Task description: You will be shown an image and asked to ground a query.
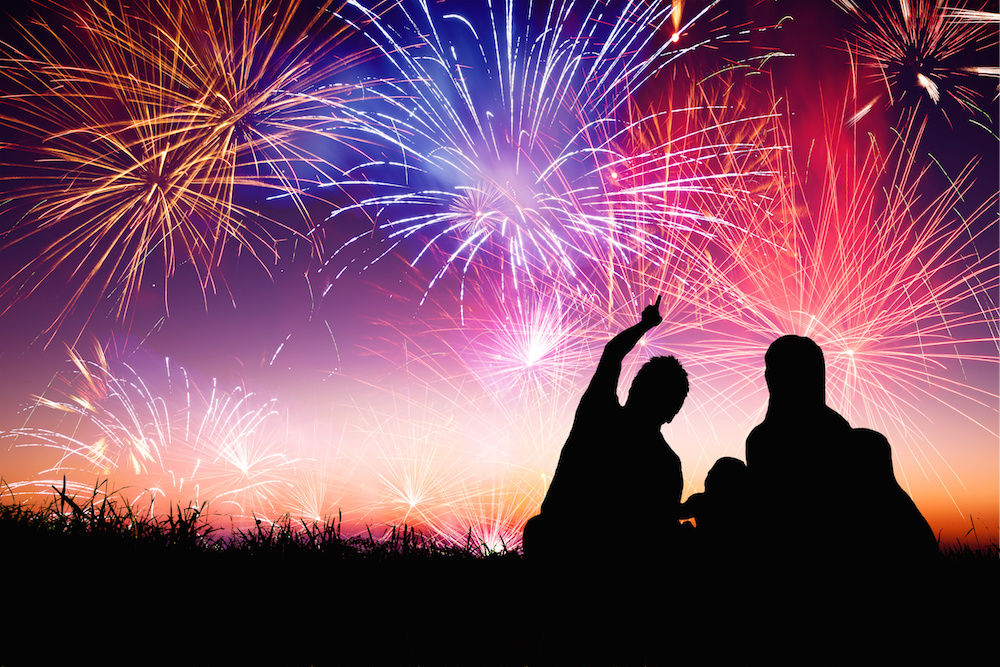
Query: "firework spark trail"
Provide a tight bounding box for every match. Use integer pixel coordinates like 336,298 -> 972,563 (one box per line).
0,347 -> 321,524
463,293 -> 589,403
345,379 -> 492,537
679,99 -> 999,513
395,286 -> 594,406
183,379 -> 305,520
438,468 -> 542,552
319,0 -> 781,318
836,0 -> 999,120
579,69 -> 789,309
2,346 -> 172,478
279,421 -> 360,526
0,0 -> 385,345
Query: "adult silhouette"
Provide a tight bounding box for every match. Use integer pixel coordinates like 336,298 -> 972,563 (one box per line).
745,335 -> 851,555
744,335 -> 940,663
746,335 -> 937,563
521,296 -> 690,665
523,295 -> 689,565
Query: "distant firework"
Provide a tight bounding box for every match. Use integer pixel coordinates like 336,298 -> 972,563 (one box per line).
0,0 -> 382,344
837,0 -> 999,122
1,347 -> 310,522
4,346 -> 169,478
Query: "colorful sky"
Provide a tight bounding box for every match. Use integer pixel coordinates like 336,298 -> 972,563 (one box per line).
0,0 -> 996,549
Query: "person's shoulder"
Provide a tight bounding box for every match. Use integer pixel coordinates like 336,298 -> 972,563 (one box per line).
851,427 -> 891,452
846,427 -> 894,474
823,405 -> 852,428
745,420 -> 770,446
852,427 -> 888,443
574,386 -> 619,420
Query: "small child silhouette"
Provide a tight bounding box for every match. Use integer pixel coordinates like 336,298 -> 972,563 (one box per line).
679,456 -> 750,553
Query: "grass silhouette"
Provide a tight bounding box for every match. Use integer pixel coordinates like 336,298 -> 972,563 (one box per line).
1,479 -> 994,665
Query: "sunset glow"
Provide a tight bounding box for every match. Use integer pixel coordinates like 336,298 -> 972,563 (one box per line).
0,0 -> 996,548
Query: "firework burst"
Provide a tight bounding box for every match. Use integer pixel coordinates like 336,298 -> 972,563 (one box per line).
689,100 -> 999,510
2,345 -> 172,478
348,382 -> 486,536
0,0 -> 382,344
320,0 -> 777,314
184,380 -> 304,520
439,468 -> 543,552
837,0 -> 999,123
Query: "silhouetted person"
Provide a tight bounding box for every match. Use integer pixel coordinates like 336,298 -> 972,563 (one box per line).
677,458 -> 752,662
523,295 -> 689,565
522,296 -> 690,665
850,427 -> 938,562
744,335 -> 941,662
679,456 -> 750,557
746,335 -> 937,564
745,335 -> 852,556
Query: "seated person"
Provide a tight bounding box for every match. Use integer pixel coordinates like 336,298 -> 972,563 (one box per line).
680,456 -> 750,555
523,296 -> 690,567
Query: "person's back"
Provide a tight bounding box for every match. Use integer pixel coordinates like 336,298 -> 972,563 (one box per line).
746,335 -> 939,565
746,336 -> 855,553
540,399 -> 683,553
521,297 -> 689,665
848,428 -> 939,564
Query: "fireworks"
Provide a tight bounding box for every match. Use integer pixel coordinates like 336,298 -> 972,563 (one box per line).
838,0 -> 999,121
320,0 -> 777,313
184,380 -> 304,518
5,346 -> 171,478
0,0 -> 382,344
439,469 -> 542,552
686,100 -> 999,508
1,347 -> 318,522
0,1 -> 996,545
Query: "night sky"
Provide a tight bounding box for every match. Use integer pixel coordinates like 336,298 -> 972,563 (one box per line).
0,0 -> 996,548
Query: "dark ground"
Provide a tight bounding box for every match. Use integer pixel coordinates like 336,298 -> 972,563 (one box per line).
1,518 -> 995,666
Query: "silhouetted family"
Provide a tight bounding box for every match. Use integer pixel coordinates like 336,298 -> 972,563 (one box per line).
523,296 -> 940,663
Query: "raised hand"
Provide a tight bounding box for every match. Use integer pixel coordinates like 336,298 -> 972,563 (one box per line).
641,295 -> 663,328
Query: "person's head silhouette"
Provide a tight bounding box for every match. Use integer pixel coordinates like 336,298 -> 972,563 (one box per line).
625,355 -> 689,426
705,456 -> 748,497
764,335 -> 826,409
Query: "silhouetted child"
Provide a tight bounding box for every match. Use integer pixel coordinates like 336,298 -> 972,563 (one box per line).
679,456 -> 750,556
